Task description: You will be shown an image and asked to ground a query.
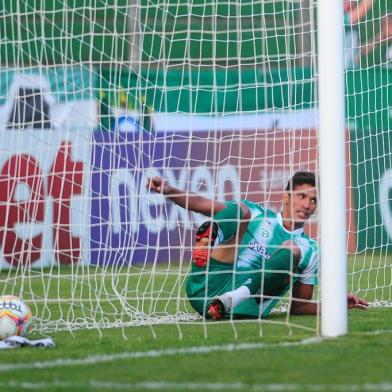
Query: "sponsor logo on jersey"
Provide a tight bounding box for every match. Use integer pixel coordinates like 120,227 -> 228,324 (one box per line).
260,220 -> 272,239
249,241 -> 271,259
260,227 -> 271,239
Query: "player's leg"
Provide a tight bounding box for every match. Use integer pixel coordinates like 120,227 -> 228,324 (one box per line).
187,202 -> 250,317
192,202 -> 249,267
185,257 -> 237,317
208,241 -> 301,319
249,240 -> 302,297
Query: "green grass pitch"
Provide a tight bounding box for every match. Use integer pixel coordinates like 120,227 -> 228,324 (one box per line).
0,255 -> 391,391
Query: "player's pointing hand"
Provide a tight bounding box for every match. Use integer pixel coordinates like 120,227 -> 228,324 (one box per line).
147,176 -> 169,195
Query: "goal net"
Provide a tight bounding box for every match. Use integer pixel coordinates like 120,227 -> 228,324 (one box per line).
0,0 -> 390,335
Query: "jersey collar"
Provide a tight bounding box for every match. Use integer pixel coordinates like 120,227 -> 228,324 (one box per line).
277,212 -> 304,235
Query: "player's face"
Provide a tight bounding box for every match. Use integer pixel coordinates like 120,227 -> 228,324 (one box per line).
283,183 -> 317,227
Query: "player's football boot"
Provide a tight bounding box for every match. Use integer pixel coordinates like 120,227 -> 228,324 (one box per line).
207,294 -> 232,320
192,221 -> 218,267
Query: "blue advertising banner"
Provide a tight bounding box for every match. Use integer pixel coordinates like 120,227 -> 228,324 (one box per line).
90,129 -> 233,266
89,125 -> 318,266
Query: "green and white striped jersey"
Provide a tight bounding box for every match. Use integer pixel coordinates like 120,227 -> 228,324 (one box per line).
220,200 -> 318,286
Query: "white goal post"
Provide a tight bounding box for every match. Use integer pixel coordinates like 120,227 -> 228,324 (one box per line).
318,0 -> 348,336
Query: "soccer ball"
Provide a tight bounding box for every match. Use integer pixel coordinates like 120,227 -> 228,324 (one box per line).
0,295 -> 33,340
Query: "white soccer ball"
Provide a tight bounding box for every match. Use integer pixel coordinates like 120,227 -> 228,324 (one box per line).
0,295 -> 33,340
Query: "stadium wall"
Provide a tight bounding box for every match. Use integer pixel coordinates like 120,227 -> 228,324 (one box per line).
0,66 -> 390,267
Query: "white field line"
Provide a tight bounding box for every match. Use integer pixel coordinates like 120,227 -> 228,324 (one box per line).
356,328 -> 392,335
0,328 -> 390,374
0,337 -> 323,372
2,380 -> 392,391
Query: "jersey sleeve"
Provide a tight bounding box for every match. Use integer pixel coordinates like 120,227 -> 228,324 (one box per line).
215,200 -> 249,244
224,200 -> 267,218
297,246 -> 318,285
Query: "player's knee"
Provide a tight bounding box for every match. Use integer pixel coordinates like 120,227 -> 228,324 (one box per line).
280,240 -> 301,263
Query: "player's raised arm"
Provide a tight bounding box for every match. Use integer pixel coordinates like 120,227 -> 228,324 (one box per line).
361,14 -> 392,56
345,0 -> 374,25
146,176 -> 226,216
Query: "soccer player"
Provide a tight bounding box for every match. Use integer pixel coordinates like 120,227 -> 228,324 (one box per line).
147,172 -> 368,320
361,13 -> 392,60
344,0 -> 392,63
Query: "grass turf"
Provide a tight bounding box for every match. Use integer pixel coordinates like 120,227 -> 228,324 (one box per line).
0,254 -> 391,391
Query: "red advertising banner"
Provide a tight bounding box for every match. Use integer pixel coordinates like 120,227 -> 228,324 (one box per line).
0,130 -> 91,267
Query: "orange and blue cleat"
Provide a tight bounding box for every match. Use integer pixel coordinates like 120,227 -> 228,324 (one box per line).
207,294 -> 232,320
192,221 -> 218,267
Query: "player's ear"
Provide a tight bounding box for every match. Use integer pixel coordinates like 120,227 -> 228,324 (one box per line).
283,192 -> 290,205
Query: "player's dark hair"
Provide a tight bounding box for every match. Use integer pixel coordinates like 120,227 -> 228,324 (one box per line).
286,171 -> 316,191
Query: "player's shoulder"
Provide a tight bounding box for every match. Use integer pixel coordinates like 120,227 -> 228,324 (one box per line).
224,199 -> 276,218
241,200 -> 276,217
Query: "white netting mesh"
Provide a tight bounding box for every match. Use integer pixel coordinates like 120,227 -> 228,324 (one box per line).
0,0 -> 390,334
